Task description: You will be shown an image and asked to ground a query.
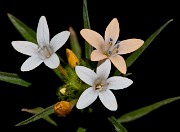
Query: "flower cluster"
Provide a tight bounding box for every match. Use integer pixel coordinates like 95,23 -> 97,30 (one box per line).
11,16 -> 144,111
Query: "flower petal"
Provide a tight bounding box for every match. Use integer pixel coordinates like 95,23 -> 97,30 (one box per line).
37,16 -> 50,47
11,41 -> 38,56
105,18 -> 119,45
80,29 -> 104,50
50,31 -> 70,52
75,66 -> 97,86
118,39 -> 144,54
76,87 -> 98,109
91,50 -> 107,61
99,89 -> 117,111
109,55 -> 127,74
107,76 -> 133,90
21,56 -> 43,71
43,53 -> 60,69
96,59 -> 111,80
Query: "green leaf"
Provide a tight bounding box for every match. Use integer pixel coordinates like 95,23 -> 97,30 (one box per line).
118,96 -> 180,123
83,0 -> 93,59
114,19 -> 173,75
108,116 -> 128,132
21,107 -> 57,126
0,71 -> 31,87
15,104 -> 55,126
126,19 -> 173,67
76,127 -> 86,132
7,13 -> 37,43
69,26 -> 82,59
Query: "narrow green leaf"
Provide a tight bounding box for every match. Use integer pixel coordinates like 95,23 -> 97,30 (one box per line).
126,19 -> 173,67
108,116 -> 128,132
0,71 -> 31,87
76,127 -> 86,132
114,19 -> 173,75
83,0 -> 93,59
15,104 -> 55,126
118,96 -> 180,123
69,26 -> 82,59
7,13 -> 37,43
21,107 -> 57,126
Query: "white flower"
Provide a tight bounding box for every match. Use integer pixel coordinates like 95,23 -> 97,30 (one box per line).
75,59 -> 133,111
11,16 -> 70,71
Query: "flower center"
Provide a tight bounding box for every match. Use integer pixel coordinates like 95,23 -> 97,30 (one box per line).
94,79 -> 107,91
38,46 -> 53,60
105,38 -> 120,57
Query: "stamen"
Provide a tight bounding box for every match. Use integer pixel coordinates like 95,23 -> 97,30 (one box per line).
108,50 -> 112,55
94,79 -> 107,91
38,46 -> 52,59
109,38 -> 113,42
104,38 -> 113,55
116,44 -> 120,49
116,40 -> 120,44
95,85 -> 102,90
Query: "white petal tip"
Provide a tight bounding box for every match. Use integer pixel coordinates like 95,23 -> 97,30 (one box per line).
110,108 -> 117,111
106,105 -> 118,111
76,103 -> 85,110
40,16 -> 46,20
20,68 -> 31,72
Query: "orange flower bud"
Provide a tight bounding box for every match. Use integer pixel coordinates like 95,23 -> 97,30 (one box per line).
54,101 -> 72,117
66,48 -> 79,68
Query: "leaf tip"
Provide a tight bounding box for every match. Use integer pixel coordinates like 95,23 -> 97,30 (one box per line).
7,13 -> 12,18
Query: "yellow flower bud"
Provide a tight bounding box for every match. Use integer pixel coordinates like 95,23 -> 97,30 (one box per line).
54,101 -> 72,117
66,48 -> 79,68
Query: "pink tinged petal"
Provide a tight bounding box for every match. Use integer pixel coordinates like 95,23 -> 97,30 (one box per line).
75,66 -> 97,86
21,56 -> 43,71
118,39 -> 144,54
43,53 -> 60,69
96,59 -> 111,80
109,55 -> 127,74
97,59 -> 106,67
91,50 -> 107,61
107,76 -> 133,90
105,18 -> 120,45
50,31 -> 70,52
37,16 -> 50,47
76,87 -> 98,109
11,41 -> 38,56
99,89 -> 117,111
80,29 -> 104,50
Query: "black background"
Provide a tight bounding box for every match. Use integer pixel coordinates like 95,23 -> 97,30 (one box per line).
0,0 -> 179,131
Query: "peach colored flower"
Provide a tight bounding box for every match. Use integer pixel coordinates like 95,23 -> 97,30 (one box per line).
80,18 -> 144,74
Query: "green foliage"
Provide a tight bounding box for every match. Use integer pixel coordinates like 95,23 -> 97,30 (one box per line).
118,96 -> 180,123
114,19 -> 173,75
76,127 -> 87,132
69,27 -> 82,59
0,71 -> 31,87
7,13 -> 37,43
126,19 -> 173,68
83,0 -> 93,59
15,104 -> 55,126
108,116 -> 128,132
21,107 -> 57,126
